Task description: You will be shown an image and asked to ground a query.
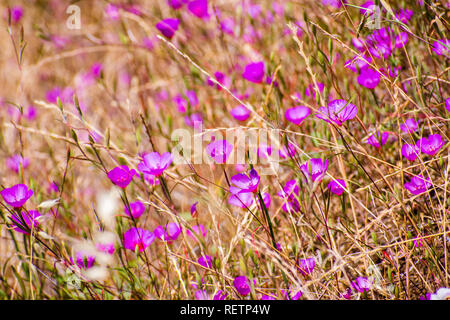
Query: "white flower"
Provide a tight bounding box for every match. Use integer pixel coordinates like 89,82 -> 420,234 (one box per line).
430,287 -> 450,300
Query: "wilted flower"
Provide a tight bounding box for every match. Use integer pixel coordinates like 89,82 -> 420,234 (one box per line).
9,210 -> 41,234
367,131 -> 389,148
230,169 -> 260,193
400,118 -> 418,133
242,61 -> 265,83
156,18 -> 179,39
198,255 -> 213,268
71,251 -> 96,269
416,134 -> 445,156
316,99 -> 357,126
124,201 -> 146,219
300,158 -> 329,183
404,175 -> 432,195
285,106 -> 311,126
233,276 -> 252,296
6,155 -> 30,173
137,152 -> 173,177
327,179 -> 346,195
297,258 -> 316,275
206,139 -> 233,164
1,184 -> 33,208
351,276 -> 372,293
401,144 -> 420,162
230,105 -> 251,121
123,227 -> 155,252
357,68 -> 380,89
107,165 -> 136,188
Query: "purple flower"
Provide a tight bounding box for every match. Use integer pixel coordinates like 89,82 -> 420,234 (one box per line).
123,227 -> 155,252
396,9 -> 413,24
305,82 -> 324,98
156,18 -> 180,39
9,210 -> 41,234
228,190 -> 254,208
277,180 -> 300,213
412,237 -> 423,248
400,118 -> 418,133
431,39 -> 450,57
185,90 -> 199,108
137,152 -> 173,177
107,165 -> 136,188
316,99 -> 357,126
279,143 -> 297,159
357,68 -> 380,89
167,0 -> 186,10
322,0 -> 343,8
187,0 -> 209,19
395,32 -> 409,48
230,169 -> 260,193
367,131 -> 389,148
401,144 -> 420,162
206,139 -> 233,164
256,144 -> 272,159
300,158 -> 329,183
9,6 -> 23,23
105,3 -> 120,20
6,155 -> 29,173
351,277 -> 372,293
1,184 -> 33,208
198,255 -> 213,268
327,179 -> 346,195
360,1 -> 376,15
446,98 -> 450,112
154,223 -> 181,243
345,54 -> 372,73
230,105 -> 251,121
404,175 -> 432,195
207,71 -> 229,90
97,242 -> 115,255
195,290 -> 209,300
233,276 -> 252,296
297,258 -> 316,275
285,106 -> 311,126
416,134 -> 445,156
185,113 -> 203,128
213,290 -> 228,300
71,251 -> 96,269
242,61 -> 265,84
124,201 -> 146,219
282,286 -> 303,300
186,225 -> 207,239
191,202 -> 198,217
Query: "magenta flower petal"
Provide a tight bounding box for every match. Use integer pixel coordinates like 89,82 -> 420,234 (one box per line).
107,165 -> 136,188
187,0 -> 209,19
1,184 -> 33,208
327,179 -> 346,195
357,68 -> 380,89
138,152 -> 173,177
71,251 -> 96,269
123,227 -> 155,251
124,201 -> 146,219
351,277 -> 372,293
367,131 -> 389,148
242,61 -> 265,84
401,144 -> 420,162
300,158 -> 329,183
297,258 -> 316,275
316,99 -> 357,126
233,276 -> 251,296
416,134 -> 445,156
10,210 -> 41,234
400,118 -> 418,133
230,105 -> 251,121
198,255 -> 213,268
404,175 -> 432,195
285,106 -> 311,125
206,139 -> 233,164
156,18 -> 179,39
